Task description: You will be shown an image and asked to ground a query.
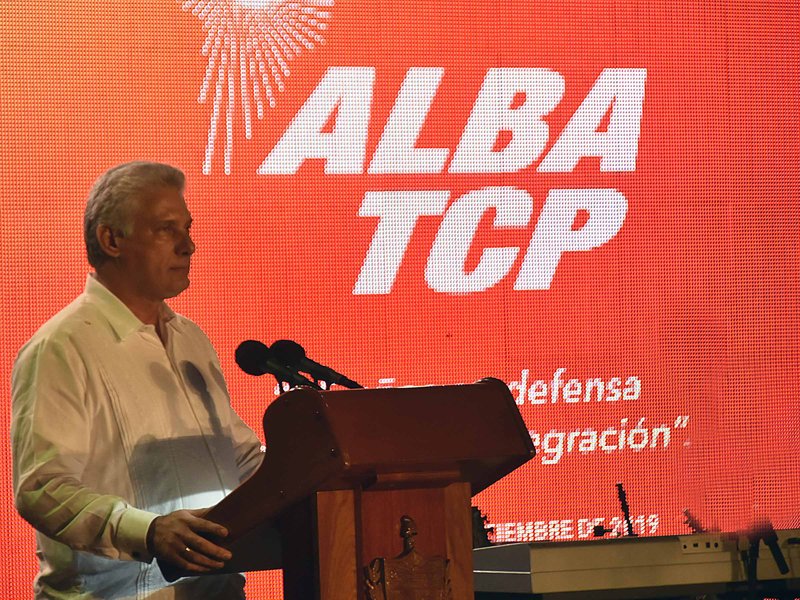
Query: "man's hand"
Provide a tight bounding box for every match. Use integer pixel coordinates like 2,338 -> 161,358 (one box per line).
147,509 -> 232,572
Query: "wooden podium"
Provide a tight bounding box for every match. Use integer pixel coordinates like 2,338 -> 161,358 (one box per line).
162,378 -> 535,599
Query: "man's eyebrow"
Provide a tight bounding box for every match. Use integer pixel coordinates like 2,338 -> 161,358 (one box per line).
153,216 -> 192,225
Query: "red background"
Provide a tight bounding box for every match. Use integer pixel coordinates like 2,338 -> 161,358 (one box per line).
1,1 -> 798,597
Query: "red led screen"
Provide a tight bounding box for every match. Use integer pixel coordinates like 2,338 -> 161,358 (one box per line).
1,1 -> 798,597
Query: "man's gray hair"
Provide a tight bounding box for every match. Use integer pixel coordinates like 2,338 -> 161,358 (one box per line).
84,161 -> 185,268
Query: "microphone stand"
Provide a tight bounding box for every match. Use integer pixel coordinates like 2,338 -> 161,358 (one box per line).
617,482 -> 638,537
592,482 -> 638,538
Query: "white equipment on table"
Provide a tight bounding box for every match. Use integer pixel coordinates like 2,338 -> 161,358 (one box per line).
473,528 -> 800,598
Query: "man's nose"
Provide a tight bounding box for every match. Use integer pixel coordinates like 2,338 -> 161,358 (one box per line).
178,230 -> 196,255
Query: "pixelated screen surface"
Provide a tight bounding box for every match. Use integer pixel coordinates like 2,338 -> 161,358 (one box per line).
1,0 -> 798,597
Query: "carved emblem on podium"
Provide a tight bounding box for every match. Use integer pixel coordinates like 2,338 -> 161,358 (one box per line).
365,515 -> 451,600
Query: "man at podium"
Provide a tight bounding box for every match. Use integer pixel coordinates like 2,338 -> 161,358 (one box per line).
11,162 -> 262,599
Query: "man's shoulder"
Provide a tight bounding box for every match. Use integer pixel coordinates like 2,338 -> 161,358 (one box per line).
169,311 -> 208,338
18,293 -> 110,359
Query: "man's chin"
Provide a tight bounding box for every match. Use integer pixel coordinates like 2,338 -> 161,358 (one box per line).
164,277 -> 191,299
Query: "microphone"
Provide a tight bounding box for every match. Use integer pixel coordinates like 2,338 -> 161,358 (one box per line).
270,340 -> 363,389
235,340 -> 320,389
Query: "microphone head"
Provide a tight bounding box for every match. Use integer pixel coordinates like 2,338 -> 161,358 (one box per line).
270,339 -> 306,366
235,340 -> 272,376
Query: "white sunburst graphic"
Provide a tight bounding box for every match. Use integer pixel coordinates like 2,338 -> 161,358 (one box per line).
180,0 -> 334,174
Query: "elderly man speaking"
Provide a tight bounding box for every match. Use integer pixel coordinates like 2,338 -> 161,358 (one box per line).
11,162 -> 264,599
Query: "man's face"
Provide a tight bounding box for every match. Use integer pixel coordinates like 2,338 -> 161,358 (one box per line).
116,186 -> 195,302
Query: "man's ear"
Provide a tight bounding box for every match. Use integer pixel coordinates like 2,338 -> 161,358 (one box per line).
96,225 -> 123,259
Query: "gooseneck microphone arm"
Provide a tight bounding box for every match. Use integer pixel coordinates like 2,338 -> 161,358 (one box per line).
271,339 -> 363,389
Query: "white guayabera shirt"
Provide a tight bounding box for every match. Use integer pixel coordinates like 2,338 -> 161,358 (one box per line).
11,275 -> 264,599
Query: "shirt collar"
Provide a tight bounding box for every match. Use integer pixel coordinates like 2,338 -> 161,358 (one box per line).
84,274 -> 179,341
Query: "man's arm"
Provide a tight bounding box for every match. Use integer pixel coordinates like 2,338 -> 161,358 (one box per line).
229,410 -> 265,482
203,341 -> 265,482
12,335 -> 234,571
12,335 -> 158,561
